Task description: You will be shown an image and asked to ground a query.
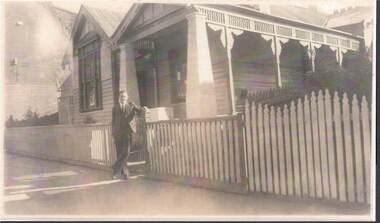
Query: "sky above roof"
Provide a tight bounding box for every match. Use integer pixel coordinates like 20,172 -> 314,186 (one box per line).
52,0 -> 133,14
51,0 -> 374,15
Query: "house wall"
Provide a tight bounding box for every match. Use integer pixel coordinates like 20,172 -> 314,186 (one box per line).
71,40 -> 114,124
231,32 -> 277,95
279,40 -> 310,87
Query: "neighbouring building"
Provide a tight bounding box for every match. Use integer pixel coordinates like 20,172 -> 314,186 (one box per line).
60,3 -> 364,124
4,1 -> 75,120
325,7 -> 373,61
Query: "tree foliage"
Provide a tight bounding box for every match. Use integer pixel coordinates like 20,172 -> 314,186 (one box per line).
304,51 -> 372,100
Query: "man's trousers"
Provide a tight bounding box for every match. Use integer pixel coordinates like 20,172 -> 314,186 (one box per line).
112,135 -> 132,176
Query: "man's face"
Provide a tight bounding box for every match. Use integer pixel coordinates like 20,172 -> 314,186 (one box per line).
119,92 -> 128,104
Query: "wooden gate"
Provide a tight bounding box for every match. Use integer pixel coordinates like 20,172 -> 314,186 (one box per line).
128,114 -> 149,173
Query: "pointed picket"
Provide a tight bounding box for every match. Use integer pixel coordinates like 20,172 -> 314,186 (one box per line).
258,103 -> 267,192
270,106 -> 280,194
264,104 -> 273,193
251,102 -> 261,191
324,89 -> 337,199
333,92 -> 346,202
276,107 -> 287,195
297,98 -> 308,196
245,100 -> 254,191
290,101 -> 301,196
283,104 -> 293,195
304,94 -> 315,197
342,93 -> 355,202
352,94 -> 365,203
317,90 -> 330,199
311,91 -> 322,198
361,96 -> 371,204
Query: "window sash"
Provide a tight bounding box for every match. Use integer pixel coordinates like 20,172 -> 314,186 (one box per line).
78,40 -> 102,112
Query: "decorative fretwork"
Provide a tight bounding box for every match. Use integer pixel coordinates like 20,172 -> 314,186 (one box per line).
228,15 -> 250,29
312,33 -> 324,42
276,26 -> 292,37
254,21 -> 275,34
78,39 -> 102,112
135,39 -> 155,50
197,6 -> 360,52
340,39 -> 351,48
198,7 -> 225,24
326,36 -> 339,45
295,29 -> 310,40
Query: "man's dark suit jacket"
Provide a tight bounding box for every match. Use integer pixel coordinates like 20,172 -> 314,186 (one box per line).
112,102 -> 144,142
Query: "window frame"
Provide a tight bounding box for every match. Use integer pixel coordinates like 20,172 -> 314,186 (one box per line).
77,37 -> 102,113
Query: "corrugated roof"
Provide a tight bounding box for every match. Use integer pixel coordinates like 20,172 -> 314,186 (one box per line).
325,7 -> 372,28
268,5 -> 328,27
83,5 -> 125,37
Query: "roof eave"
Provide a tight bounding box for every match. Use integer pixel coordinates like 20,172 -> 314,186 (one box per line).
71,5 -> 113,46
111,3 -> 142,46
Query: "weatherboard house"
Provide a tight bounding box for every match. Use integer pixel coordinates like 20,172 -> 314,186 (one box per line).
59,3 -> 364,124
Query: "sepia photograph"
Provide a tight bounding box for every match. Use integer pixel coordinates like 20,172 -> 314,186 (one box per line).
0,0 -> 376,220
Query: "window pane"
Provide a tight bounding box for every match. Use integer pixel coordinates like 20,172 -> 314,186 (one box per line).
177,63 -> 186,98
95,79 -> 101,106
78,39 -> 102,111
96,51 -> 100,78
86,81 -> 96,107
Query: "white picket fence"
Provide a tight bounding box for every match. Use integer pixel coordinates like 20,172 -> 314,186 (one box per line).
244,89 -> 371,204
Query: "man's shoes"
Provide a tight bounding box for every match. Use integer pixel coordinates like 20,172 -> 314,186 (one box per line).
112,173 -> 128,180
112,172 -> 123,180
120,173 -> 128,180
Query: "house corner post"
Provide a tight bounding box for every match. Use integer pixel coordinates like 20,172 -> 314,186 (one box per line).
274,36 -> 289,88
119,42 -> 140,106
185,9 -> 217,118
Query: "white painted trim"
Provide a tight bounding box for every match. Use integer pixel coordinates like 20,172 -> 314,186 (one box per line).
260,34 -> 275,54
197,5 -> 360,51
207,23 -> 226,48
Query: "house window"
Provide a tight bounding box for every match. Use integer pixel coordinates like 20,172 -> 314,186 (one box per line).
169,48 -> 186,103
78,40 -> 102,112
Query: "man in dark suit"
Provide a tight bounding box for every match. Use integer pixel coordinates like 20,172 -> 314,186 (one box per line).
112,91 -> 147,179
